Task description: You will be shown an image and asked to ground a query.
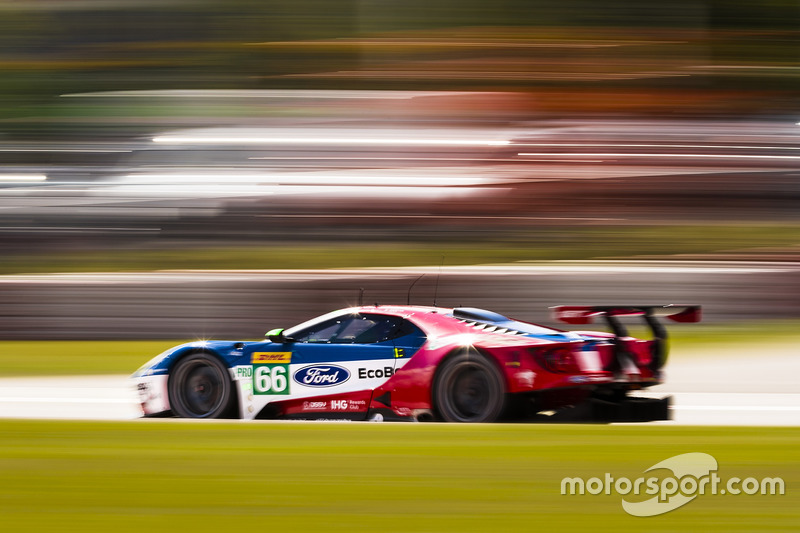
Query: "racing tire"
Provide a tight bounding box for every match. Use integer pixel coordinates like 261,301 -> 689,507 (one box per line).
168,352 -> 236,418
433,352 -> 506,423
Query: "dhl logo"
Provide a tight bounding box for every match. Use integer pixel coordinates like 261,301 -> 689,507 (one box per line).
251,352 -> 292,364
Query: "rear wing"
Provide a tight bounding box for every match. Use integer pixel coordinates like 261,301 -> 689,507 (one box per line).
552,305 -> 701,325
551,305 -> 701,373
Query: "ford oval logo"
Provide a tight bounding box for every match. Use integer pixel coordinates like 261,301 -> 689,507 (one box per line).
293,365 -> 350,387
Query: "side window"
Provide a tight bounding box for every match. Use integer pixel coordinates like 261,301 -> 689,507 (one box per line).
291,317 -> 345,343
391,319 -> 424,341
351,315 -> 422,344
336,316 -> 381,343
290,315 -> 385,344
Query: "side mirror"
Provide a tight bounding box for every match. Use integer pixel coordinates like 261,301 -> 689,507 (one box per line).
266,328 -> 294,343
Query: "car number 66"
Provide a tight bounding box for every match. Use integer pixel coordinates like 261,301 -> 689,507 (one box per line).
254,365 -> 288,394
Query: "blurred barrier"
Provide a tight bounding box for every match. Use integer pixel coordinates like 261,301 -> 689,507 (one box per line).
0,263 -> 798,339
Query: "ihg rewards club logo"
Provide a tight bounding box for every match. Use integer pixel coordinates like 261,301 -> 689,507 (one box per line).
561,453 -> 785,517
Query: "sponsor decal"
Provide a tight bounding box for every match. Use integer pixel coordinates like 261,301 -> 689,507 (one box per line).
251,352 -> 292,364
331,399 -> 367,411
293,365 -> 350,387
136,382 -> 150,401
253,364 -> 290,395
393,347 -> 405,358
358,366 -> 394,379
302,401 -> 328,411
558,309 -> 591,320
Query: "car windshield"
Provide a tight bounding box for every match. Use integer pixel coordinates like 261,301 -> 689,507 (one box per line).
283,309 -> 353,339
283,310 -> 417,345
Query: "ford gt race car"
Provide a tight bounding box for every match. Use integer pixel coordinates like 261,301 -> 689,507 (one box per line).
133,304 -> 700,422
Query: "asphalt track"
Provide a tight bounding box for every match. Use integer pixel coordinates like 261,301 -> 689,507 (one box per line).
1,353 -> 798,425
0,359 -> 796,426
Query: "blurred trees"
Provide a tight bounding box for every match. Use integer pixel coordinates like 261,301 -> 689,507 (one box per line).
0,0 -> 798,127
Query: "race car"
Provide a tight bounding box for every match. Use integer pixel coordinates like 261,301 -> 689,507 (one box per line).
133,304 -> 700,422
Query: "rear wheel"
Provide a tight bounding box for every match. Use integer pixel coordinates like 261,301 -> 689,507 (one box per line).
434,352 -> 505,422
168,353 -> 235,418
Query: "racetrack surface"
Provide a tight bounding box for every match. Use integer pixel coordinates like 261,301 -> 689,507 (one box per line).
1,349 -> 797,425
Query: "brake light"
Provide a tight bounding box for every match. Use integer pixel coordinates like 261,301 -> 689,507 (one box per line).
532,347 -> 581,374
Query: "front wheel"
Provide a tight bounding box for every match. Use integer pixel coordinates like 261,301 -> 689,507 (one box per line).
168,353 -> 236,418
433,352 -> 506,422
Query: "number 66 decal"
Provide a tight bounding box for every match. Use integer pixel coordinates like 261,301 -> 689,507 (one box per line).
253,365 -> 290,395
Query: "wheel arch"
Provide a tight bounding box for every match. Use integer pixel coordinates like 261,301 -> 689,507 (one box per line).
166,346 -> 230,372
166,348 -> 240,418
430,346 -> 509,422
432,346 -> 510,395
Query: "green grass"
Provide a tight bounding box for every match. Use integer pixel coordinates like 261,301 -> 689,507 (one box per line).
0,340 -> 185,377
3,222 -> 800,274
627,320 -> 800,361
1,320 -> 799,377
2,242 -> 547,274
0,421 -> 796,532
669,320 -> 800,352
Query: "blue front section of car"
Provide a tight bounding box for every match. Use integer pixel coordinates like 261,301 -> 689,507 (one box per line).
133,334 -> 425,379
133,340 -> 258,376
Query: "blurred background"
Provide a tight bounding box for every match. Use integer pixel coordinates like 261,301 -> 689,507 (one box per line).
1,0 -> 799,339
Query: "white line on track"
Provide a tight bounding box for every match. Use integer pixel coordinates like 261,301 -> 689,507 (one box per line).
0,376 -> 142,420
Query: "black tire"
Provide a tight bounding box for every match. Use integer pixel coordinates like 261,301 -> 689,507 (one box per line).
433,352 -> 506,423
168,352 -> 236,418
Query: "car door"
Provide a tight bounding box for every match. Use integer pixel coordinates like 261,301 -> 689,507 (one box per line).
289,313 -> 398,393
387,318 -> 427,370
